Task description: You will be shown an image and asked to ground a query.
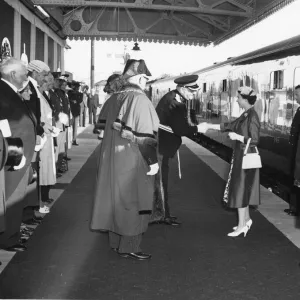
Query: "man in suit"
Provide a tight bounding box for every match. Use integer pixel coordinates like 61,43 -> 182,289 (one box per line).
80,84 -> 88,127
68,81 -> 83,145
0,58 -> 36,251
151,75 -> 206,227
286,85 -> 300,218
89,87 -> 99,124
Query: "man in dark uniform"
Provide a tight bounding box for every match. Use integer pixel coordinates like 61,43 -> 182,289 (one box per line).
151,75 -> 206,226
89,87 -> 99,124
286,84 -> 300,218
68,81 -> 83,146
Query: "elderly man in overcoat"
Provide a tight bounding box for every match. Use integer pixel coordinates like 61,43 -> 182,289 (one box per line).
0,58 -> 36,252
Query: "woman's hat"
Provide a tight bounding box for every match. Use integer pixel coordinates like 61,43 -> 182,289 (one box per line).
122,59 -> 151,79
238,86 -> 255,96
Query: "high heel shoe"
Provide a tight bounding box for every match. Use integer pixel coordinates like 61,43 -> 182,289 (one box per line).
227,225 -> 249,237
233,219 -> 252,231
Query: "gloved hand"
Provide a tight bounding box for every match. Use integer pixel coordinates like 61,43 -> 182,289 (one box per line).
0,119 -> 11,137
58,112 -> 69,125
147,163 -> 159,175
197,122 -> 208,133
228,132 -> 244,142
13,155 -> 26,170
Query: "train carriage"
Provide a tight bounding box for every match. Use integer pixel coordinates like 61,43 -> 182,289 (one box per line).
147,34 -> 300,191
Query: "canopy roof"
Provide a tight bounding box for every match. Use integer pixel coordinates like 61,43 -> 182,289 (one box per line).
32,0 -> 295,46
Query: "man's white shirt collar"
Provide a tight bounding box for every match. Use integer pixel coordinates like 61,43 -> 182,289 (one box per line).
1,78 -> 19,93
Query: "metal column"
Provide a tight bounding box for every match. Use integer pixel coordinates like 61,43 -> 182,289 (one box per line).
90,38 -> 95,88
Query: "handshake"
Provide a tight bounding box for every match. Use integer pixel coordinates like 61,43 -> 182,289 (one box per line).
197,122 -> 209,134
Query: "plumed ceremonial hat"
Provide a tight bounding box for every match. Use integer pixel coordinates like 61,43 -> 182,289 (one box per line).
52,71 -> 61,79
122,59 -> 151,79
27,60 -> 50,73
174,75 -> 199,90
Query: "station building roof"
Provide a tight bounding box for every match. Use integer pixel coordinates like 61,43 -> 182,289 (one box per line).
31,0 -> 295,46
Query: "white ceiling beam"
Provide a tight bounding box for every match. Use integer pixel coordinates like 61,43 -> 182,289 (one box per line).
32,0 -> 251,17
211,0 -> 253,13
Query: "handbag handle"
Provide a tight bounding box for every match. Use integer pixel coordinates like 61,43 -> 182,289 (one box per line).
243,137 -> 259,155
244,138 -> 251,155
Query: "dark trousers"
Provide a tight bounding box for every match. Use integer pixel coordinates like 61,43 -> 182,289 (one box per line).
72,116 -> 79,142
290,185 -> 300,214
161,156 -> 170,218
109,231 -> 142,253
89,106 -> 97,124
0,168 -> 29,248
41,185 -> 51,202
79,106 -> 86,127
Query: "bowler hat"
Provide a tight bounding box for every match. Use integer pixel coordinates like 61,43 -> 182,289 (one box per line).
122,59 -> 151,79
174,75 -> 199,90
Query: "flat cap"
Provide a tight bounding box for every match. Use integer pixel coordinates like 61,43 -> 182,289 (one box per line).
174,75 -> 199,90
27,60 -> 50,73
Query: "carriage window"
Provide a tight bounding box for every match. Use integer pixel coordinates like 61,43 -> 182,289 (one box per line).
273,70 -> 284,89
203,83 -> 207,92
222,79 -> 227,92
245,75 -> 251,87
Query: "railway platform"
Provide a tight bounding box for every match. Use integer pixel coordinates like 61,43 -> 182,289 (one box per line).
0,125 -> 300,299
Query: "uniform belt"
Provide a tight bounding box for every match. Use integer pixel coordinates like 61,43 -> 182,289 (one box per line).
159,124 -> 173,134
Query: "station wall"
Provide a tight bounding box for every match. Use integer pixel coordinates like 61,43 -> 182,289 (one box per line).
1,0 -> 66,72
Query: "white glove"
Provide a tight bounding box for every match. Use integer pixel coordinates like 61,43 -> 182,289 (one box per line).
50,126 -> 61,137
147,163 -> 159,175
228,132 -> 244,142
35,135 -> 47,151
58,112 -> 69,125
197,122 -> 208,133
0,119 -> 11,137
13,155 -> 26,170
43,123 -> 53,134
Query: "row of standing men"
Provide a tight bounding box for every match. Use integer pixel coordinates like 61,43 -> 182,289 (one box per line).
0,57 -> 100,265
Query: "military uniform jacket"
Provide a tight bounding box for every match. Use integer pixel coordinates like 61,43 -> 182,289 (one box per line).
156,90 -> 197,158
68,91 -> 83,117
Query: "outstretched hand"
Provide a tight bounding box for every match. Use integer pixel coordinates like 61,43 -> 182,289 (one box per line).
197,122 -> 208,133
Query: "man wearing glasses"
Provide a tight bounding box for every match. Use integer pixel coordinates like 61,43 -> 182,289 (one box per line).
150,75 -> 207,227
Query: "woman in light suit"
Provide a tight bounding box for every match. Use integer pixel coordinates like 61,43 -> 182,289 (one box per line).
205,86 -> 261,237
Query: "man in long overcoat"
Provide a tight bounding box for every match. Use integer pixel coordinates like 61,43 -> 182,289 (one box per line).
286,84 -> 300,219
0,58 -> 36,251
90,59 -> 159,260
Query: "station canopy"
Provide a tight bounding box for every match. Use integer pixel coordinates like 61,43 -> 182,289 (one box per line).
32,0 -> 295,46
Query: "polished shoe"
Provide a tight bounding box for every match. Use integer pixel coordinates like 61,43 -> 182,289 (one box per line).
43,198 -> 54,204
56,173 -> 62,178
118,252 -> 151,261
228,225 -> 249,237
233,219 -> 252,231
284,208 -> 293,214
4,243 -> 27,252
111,248 -> 118,253
288,211 -> 299,217
33,216 -> 44,222
163,217 -> 181,227
65,157 -> 71,161
169,215 -> 177,220
72,141 -> 79,146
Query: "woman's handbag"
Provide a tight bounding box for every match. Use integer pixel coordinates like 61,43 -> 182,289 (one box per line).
242,138 -> 262,169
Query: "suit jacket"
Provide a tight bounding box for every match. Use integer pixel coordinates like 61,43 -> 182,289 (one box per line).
68,91 -> 83,117
0,130 -> 8,232
0,80 -> 37,199
288,107 -> 300,181
89,94 -> 99,109
156,90 -> 198,158
57,89 -> 71,125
